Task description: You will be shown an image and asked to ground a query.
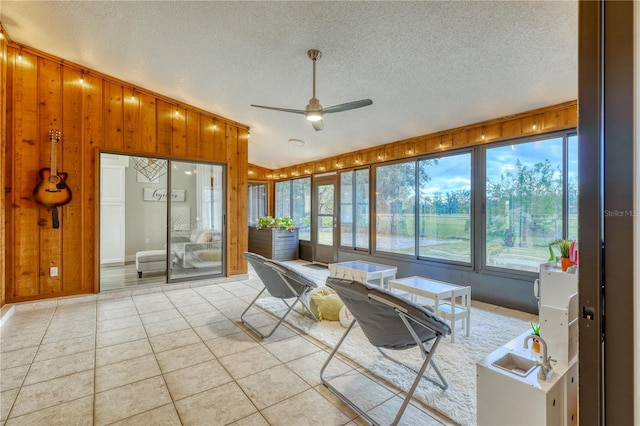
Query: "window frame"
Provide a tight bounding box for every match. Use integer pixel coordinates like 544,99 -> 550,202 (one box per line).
274,176 -> 311,241
339,167 -> 370,252
416,149 -> 474,266
480,131 -> 577,278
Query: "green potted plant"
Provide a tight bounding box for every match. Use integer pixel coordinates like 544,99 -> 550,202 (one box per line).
256,216 -> 296,231
548,239 -> 574,271
249,216 -> 298,260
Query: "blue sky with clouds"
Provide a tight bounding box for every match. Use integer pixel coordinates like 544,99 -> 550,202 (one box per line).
419,135 -> 578,195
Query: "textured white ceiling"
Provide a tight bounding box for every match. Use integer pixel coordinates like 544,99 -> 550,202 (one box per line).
2,1 -> 577,169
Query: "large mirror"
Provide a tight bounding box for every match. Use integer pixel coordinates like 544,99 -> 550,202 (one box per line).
99,153 -> 225,291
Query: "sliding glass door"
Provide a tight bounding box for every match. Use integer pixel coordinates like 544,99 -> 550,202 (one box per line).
99,153 -> 225,290
169,161 -> 224,281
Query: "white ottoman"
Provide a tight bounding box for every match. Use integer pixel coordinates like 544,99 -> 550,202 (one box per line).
135,250 -> 166,278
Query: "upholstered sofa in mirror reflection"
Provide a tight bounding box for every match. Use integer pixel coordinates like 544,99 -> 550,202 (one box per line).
171,229 -> 222,269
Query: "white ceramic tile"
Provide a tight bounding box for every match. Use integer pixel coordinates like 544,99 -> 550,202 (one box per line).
10,370 -> 94,418
41,322 -> 95,344
193,319 -> 242,340
94,376 -> 172,426
0,387 -> 19,422
96,324 -> 147,348
0,331 -> 45,353
95,354 -> 161,392
183,309 -> 227,328
218,346 -> 282,379
176,302 -> 217,317
148,328 -> 201,354
204,331 -> 260,358
23,350 -> 94,385
0,365 -> 29,392
97,305 -> 138,322
263,335 -> 322,363
1,346 -> 38,370
143,316 -> 191,338
5,394 -> 93,426
155,342 -> 215,373
97,315 -> 143,333
163,359 -> 233,401
323,370 -> 395,413
34,335 -> 95,363
286,349 -> 352,387
174,382 -> 257,425
139,308 -> 182,325
107,403 -> 181,426
367,395 -> 445,426
14,300 -> 57,312
237,364 -> 310,410
95,338 -> 153,367
227,412 -> 269,426
261,388 -> 352,426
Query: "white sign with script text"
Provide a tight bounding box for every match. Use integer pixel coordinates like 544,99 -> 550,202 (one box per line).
143,188 -> 186,202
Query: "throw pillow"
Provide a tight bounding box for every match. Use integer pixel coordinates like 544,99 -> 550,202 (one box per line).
339,305 -> 354,328
196,231 -> 212,243
309,288 -> 344,321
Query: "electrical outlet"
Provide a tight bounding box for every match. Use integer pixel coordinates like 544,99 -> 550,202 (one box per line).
50,267 -> 59,277
145,238 -> 151,244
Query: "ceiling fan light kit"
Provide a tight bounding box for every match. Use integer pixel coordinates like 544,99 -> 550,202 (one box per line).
251,49 -> 372,131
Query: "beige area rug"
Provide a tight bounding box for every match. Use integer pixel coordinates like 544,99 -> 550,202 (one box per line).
256,290 -> 537,426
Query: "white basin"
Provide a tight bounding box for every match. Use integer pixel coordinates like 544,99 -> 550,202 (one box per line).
491,352 -> 537,377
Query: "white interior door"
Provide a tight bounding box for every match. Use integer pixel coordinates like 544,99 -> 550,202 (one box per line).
100,164 -> 126,264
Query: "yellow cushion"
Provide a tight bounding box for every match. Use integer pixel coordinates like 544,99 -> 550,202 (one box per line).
310,288 -> 344,321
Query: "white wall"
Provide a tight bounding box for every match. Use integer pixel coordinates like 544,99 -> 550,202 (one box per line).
123,159 -> 197,260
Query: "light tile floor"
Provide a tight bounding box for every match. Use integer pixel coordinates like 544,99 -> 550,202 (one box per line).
0,264 -> 457,426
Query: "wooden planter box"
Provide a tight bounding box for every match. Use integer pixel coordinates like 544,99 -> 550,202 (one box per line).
248,227 -> 299,261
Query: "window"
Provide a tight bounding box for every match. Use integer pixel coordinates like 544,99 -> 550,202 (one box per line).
375,161 -> 416,255
292,178 -> 311,241
340,169 -> 369,249
274,181 -> 291,218
274,178 -> 311,241
248,182 -> 267,225
567,135 -> 578,241
418,152 -> 471,263
485,136 -> 568,272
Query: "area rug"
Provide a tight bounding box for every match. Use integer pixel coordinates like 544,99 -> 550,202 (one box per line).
256,294 -> 536,425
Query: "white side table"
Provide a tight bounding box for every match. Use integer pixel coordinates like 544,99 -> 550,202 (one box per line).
388,276 -> 471,343
328,260 -> 397,288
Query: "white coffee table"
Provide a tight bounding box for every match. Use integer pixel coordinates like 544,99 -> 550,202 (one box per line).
388,276 -> 471,343
328,260 -> 397,288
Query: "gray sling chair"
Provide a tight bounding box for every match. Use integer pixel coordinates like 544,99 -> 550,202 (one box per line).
321,277 -> 451,426
241,252 -> 318,338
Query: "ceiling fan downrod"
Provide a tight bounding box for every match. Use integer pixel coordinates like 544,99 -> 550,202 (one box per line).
305,49 -> 323,122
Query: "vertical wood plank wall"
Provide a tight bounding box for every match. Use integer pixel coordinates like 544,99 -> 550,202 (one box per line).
1,33 -> 8,308
3,45 -> 249,304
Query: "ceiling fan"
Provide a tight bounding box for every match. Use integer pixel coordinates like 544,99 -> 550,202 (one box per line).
251,49 -> 373,131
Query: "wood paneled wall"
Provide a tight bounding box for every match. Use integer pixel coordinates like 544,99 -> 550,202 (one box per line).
3,44 -> 249,304
269,101 -> 577,179
1,33 -> 8,308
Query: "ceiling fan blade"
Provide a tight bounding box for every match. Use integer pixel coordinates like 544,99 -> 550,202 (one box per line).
311,119 -> 324,131
322,99 -> 373,114
250,104 -> 306,115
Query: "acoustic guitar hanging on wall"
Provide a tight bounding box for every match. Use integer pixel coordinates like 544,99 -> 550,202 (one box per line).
32,129 -> 72,228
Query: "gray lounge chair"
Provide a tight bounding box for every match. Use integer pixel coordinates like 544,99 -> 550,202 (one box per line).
321,277 -> 451,426
242,252 -> 318,338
